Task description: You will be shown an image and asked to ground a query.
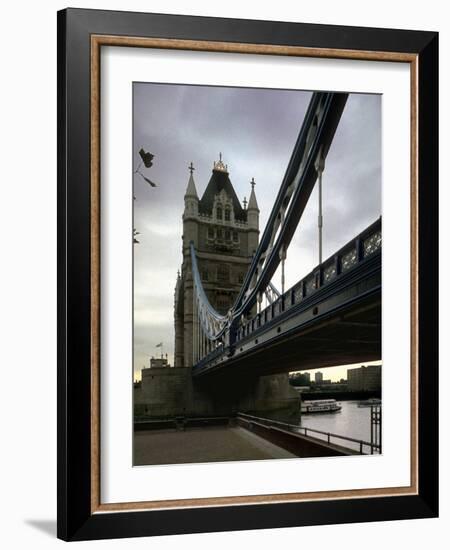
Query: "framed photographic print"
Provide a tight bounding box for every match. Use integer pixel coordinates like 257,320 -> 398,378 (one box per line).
57,8 -> 438,541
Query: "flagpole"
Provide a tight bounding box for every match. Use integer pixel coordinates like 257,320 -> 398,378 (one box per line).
155,342 -> 164,358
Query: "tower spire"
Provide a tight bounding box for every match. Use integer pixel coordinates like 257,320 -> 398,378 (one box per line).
184,161 -> 198,199
248,177 -> 259,211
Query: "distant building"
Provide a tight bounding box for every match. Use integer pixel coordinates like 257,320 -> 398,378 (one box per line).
315,371 -> 323,384
347,364 -> 381,391
289,372 -> 311,387
149,355 -> 171,369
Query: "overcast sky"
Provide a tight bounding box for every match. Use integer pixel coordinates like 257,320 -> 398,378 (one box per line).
133,83 -> 381,381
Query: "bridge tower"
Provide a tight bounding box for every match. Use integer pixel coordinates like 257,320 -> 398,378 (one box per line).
174,156 -> 259,367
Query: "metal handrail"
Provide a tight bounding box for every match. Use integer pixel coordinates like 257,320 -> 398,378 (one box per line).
237,412 -> 381,455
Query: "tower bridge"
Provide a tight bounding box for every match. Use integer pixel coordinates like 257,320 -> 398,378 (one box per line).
193,217 -> 381,378
136,90 -> 381,422
178,91 -> 381,374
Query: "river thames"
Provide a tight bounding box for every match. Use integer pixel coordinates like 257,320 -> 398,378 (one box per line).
298,399 -> 381,453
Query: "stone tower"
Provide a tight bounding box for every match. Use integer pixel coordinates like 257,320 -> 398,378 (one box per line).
174,156 -> 259,368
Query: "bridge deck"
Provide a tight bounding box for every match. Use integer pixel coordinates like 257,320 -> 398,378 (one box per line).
194,244 -> 381,378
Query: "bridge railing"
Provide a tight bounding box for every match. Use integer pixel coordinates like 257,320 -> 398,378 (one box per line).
193,342 -> 225,371
236,217 -> 381,343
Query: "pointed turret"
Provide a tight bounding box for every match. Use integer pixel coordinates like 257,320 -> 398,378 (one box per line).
248,183 -> 259,211
184,162 -> 199,217
184,161 -> 199,199
247,177 -> 259,229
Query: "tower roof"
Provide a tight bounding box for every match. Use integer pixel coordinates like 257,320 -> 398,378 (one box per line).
199,160 -> 247,222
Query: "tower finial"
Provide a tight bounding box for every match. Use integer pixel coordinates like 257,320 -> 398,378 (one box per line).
250,177 -> 256,190
213,153 -> 228,172
243,196 -> 247,209
188,161 -> 195,175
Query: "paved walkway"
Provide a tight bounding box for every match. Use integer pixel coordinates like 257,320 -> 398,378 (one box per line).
134,426 -> 296,466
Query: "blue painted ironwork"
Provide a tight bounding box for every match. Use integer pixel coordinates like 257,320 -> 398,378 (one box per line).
234,217 -> 381,343
231,92 -> 348,318
190,242 -> 228,341
193,217 -> 381,374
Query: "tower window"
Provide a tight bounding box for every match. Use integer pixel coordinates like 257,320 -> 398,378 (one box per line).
225,230 -> 231,241
207,227 -> 214,239
224,208 -> 231,221
217,265 -> 229,283
216,207 -> 223,220
233,231 -> 238,242
217,229 -> 223,240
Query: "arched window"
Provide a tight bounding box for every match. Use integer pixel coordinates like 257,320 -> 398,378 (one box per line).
224,208 -> 231,221
216,206 -> 223,220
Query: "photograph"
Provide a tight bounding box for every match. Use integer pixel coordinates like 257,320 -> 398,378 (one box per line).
132,83 -> 382,466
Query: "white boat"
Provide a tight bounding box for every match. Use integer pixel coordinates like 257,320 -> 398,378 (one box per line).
300,399 -> 342,414
357,398 -> 382,407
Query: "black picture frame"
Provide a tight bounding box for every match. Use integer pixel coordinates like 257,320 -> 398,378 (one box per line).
57,7 -> 438,541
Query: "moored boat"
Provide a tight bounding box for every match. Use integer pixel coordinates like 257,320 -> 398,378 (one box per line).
300,399 -> 342,414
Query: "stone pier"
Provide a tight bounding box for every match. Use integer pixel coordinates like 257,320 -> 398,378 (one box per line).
134,367 -> 300,421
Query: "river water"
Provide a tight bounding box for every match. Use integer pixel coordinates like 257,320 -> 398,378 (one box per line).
299,400 -> 381,453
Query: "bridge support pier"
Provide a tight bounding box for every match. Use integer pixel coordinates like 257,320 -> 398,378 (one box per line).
134,367 -> 300,423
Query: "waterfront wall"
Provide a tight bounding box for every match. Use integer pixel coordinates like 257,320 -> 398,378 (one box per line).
236,415 -> 352,457
134,367 -> 300,420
